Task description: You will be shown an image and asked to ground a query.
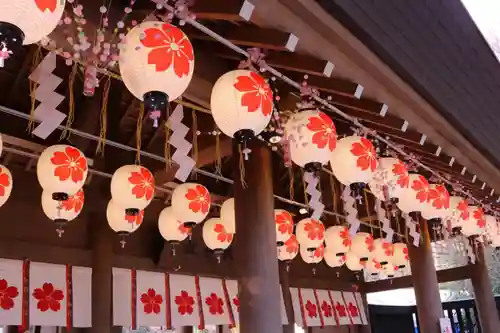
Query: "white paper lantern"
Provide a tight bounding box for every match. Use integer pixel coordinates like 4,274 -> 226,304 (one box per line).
421,184 -> 450,219
158,206 -> 190,243
392,243 -> 409,268
283,109 -> 337,168
119,21 -> 194,104
364,258 -> 382,276
41,189 -> 84,226
443,196 -> 470,231
368,158 -> 409,200
330,135 -> 378,185
220,198 -> 235,233
350,232 -> 374,261
202,218 -> 234,253
0,0 -> 65,45
37,145 -> 88,198
324,225 -> 351,256
462,206 -> 486,237
277,234 -> 299,262
110,165 -> 155,214
107,199 -> 144,235
372,238 -> 394,265
171,183 -> 211,227
324,247 -> 346,268
210,69 -> 273,139
345,252 -> 364,271
383,264 -> 397,278
274,209 -> 294,245
485,215 -> 499,238
299,244 -> 324,264
0,165 -> 12,208
295,218 -> 325,249
396,174 -> 430,213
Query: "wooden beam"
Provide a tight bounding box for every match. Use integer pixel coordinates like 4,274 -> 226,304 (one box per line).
191,0 -> 255,21
285,71 -> 362,97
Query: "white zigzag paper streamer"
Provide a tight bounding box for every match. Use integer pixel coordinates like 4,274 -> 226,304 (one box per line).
342,186 -> 361,236
375,199 -> 394,242
465,237 -> 476,264
403,213 -> 420,247
303,172 -> 324,220
167,104 -> 195,181
28,52 -> 66,139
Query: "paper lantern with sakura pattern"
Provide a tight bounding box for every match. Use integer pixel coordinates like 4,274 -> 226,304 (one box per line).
324,225 -> 351,256
274,209 -> 294,245
37,145 -> 88,198
278,234 -> 300,262
158,206 -> 190,244
0,0 -> 65,45
283,109 -> 337,168
0,165 -> 12,208
220,198 -> 235,233
41,189 -> 84,228
106,199 -> 144,235
421,184 -> 450,219
364,258 -> 382,276
299,244 -> 324,264
202,218 -> 234,253
345,252 -> 364,271
485,215 -> 498,238
324,247 -> 346,268
171,183 -> 211,227
329,135 -> 378,185
295,218 -> 325,250
210,69 -> 273,139
110,165 -> 155,214
392,243 -> 409,268
350,232 -> 374,262
444,196 -> 470,231
461,206 -> 486,237
372,238 -> 394,266
396,174 -> 430,213
368,158 -> 410,200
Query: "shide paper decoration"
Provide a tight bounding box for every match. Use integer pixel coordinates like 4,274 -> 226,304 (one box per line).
342,186 -> 361,237
167,104 -> 195,182
403,213 -> 420,247
375,199 -> 394,243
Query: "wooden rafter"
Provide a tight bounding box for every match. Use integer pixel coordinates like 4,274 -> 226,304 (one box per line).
191,0 -> 255,21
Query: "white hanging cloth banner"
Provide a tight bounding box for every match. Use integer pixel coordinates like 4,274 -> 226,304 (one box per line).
0,259 -> 24,326
341,292 -> 363,325
290,287 -> 322,328
314,289 -> 338,326
71,266 -> 92,327
112,268 -> 133,327
198,277 -> 234,326
136,270 -> 168,328
224,279 -> 239,325
329,291 -> 352,326
169,274 -> 202,328
354,292 -> 368,325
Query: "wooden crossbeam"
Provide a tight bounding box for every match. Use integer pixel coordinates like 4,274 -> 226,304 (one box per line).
190,0 -> 255,21
285,71 -> 362,97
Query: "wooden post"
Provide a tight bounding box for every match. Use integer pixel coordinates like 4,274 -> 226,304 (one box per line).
407,218 -> 442,333
279,262 -> 295,333
470,243 -> 500,333
232,140 -> 282,333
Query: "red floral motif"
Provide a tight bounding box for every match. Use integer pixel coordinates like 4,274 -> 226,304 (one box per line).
339,227 -> 352,247
140,23 -> 194,77
233,297 -> 240,312
284,235 -> 299,254
347,303 -> 359,317
50,146 -> 87,183
61,189 -> 84,213
428,185 -> 450,210
185,185 -> 210,214
350,137 -> 377,172
306,112 -> 337,151
175,290 -> 195,315
365,234 -> 375,252
233,72 -> 273,116
0,279 -> 18,310
403,247 -> 409,261
35,0 -> 57,12
178,222 -> 191,235
214,223 -> 234,243
0,167 -> 10,197
275,211 -> 294,236
125,210 -> 144,226
382,242 -> 394,257
392,160 -> 409,188
205,293 -> 224,315
473,207 -> 486,228
372,259 -> 382,270
32,283 -> 64,312
335,302 -> 347,317
457,200 -> 469,221
314,244 -> 325,258
304,219 -> 325,241
411,175 -> 431,203
128,167 -> 154,201
321,301 -> 333,318
305,300 -> 317,318
141,288 -> 163,314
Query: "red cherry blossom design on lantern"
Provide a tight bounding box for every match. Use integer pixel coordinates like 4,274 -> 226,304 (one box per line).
457,200 -> 469,221
428,185 -> 450,210
61,189 -> 84,214
339,227 -> 352,247
335,302 -> 347,317
365,234 -> 375,252
347,303 -> 359,317
321,300 -> 333,318
128,167 -> 154,201
0,279 -> 18,310
32,283 -> 64,312
140,23 -> 194,77
473,207 -> 486,228
314,244 -> 325,258
185,185 -> 211,214
304,219 -> 325,241
275,211 -> 294,236
411,176 -> 431,203
373,259 -> 382,270
50,147 -> 87,183
141,288 -> 163,314
382,242 -> 394,257
205,293 -> 224,315
403,247 -> 409,261
214,223 -> 233,243
350,137 -> 377,172
0,167 -> 10,197
178,222 -> 191,235
305,300 -> 318,318
285,235 -> 299,254
233,297 -> 240,312
175,290 -> 195,315
35,0 -> 57,12
125,210 -> 144,226
392,161 -> 409,188
306,112 -> 337,151
233,72 -> 273,116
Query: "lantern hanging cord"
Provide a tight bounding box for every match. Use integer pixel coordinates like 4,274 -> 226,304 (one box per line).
173,8 -> 486,208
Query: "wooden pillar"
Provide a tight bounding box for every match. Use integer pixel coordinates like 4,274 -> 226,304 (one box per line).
233,141 -> 282,333
279,262 -> 295,333
89,214 -> 114,333
470,243 -> 500,333
407,218 -> 442,333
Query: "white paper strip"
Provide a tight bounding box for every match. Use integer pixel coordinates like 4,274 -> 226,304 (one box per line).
376,199 -> 394,242
304,171 -> 324,220
167,104 -> 196,181
404,213 -> 420,247
342,186 -> 361,236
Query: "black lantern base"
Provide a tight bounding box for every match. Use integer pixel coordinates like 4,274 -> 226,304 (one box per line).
0,22 -> 24,60
52,192 -> 69,201
360,257 -> 369,262
304,162 -> 322,173
143,91 -> 169,127
234,129 -> 254,144
125,208 -> 139,216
